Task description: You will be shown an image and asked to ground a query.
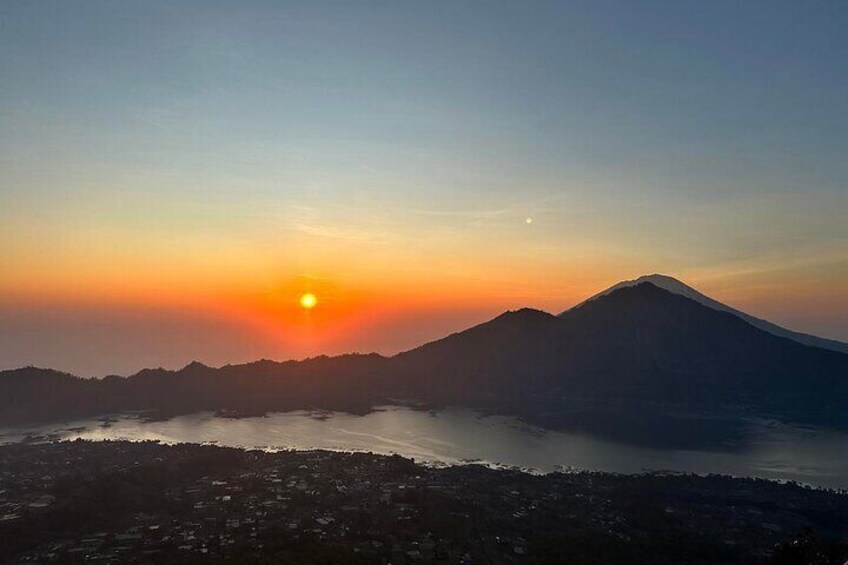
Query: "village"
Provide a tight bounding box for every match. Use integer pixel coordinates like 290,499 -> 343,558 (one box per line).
1,440 -> 847,564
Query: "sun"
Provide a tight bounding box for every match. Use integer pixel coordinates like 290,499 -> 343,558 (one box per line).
299,293 -> 318,310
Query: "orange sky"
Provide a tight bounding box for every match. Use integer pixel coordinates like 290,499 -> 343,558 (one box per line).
1,241 -> 845,377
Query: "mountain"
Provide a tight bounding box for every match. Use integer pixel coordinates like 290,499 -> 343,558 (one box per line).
568,274 -> 848,354
0,355 -> 390,426
394,282 -> 848,427
1,280 -> 846,434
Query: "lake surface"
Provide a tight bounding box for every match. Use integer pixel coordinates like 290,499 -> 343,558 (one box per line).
2,406 -> 847,490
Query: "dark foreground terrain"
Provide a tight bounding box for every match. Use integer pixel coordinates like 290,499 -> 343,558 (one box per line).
0,442 -> 846,565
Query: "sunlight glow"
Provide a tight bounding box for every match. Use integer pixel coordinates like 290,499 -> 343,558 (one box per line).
299,293 -> 318,310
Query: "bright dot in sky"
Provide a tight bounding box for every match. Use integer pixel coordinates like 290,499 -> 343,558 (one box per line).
299,293 -> 318,309
525,217 -> 533,225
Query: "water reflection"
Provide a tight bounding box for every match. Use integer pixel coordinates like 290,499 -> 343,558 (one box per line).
531,407 -> 749,452
1,406 -> 846,490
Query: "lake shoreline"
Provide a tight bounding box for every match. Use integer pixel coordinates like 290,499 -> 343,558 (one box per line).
2,405 -> 847,490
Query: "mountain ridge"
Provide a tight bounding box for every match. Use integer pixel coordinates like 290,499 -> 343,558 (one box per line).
1,280 -> 846,434
567,274 -> 848,354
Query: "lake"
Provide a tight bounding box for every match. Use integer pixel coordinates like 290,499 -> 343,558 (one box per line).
2,406 -> 847,490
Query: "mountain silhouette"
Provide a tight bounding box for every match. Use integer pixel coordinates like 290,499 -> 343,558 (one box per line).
393,282 -> 847,426
2,280 -> 846,436
569,274 -> 848,354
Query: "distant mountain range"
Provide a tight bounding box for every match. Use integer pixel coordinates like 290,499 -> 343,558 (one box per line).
2,276 -> 847,434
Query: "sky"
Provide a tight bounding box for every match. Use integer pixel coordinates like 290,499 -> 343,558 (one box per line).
1,1 -> 846,376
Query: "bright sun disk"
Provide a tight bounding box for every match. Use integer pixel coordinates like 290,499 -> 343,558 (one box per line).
299,293 -> 318,309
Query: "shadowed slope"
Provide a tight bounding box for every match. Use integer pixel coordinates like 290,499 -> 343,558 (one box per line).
568,274 -> 848,354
